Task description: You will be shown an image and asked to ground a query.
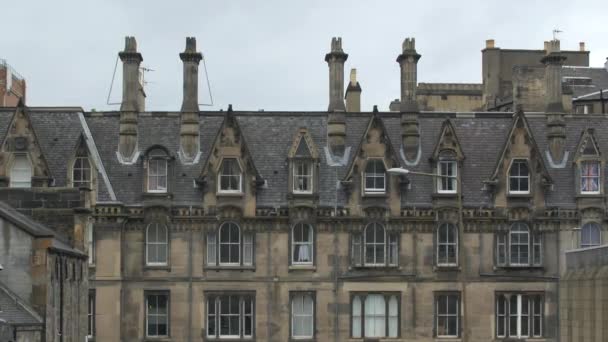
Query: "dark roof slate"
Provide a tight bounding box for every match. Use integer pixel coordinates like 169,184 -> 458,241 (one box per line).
0,282 -> 43,326
563,67 -> 608,99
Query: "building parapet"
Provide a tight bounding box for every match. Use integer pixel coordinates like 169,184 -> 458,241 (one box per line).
565,244 -> 608,269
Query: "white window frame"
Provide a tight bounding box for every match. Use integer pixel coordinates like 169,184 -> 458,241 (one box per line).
436,293 -> 460,338
86,221 -> 95,265
580,160 -> 601,194
87,290 -> 95,339
496,294 -> 543,339
146,223 -> 169,266
72,156 -> 92,188
437,160 -> 457,194
581,222 -> 602,248
293,160 -> 313,194
508,159 -> 530,195
207,294 -> 254,339
145,292 -> 169,338
437,223 -> 458,267
364,223 -> 386,267
218,158 -> 243,194
219,222 -> 241,266
363,159 -> 386,194
291,293 -> 314,339
509,223 -> 530,267
147,154 -> 168,193
351,293 -> 399,338
10,154 -> 32,188
291,223 -> 314,265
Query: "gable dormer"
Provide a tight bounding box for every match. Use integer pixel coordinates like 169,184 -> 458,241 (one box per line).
430,119 -> 465,196
287,128 -> 319,200
573,128 -> 604,202
0,104 -> 52,187
342,113 -> 402,216
199,106 -> 264,216
486,111 -> 552,208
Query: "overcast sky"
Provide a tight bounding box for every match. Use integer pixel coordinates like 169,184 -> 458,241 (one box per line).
4,0 -> 608,112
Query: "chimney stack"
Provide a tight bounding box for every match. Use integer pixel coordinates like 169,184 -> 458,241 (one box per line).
345,68 -> 361,112
397,38 -> 421,162
325,37 -> 348,157
179,37 -> 203,162
579,42 -> 586,51
485,39 -> 495,49
541,39 -> 567,163
118,37 -> 143,162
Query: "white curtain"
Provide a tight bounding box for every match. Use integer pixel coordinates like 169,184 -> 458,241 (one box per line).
352,296 -> 362,337
388,295 -> 398,337
365,295 -> 385,337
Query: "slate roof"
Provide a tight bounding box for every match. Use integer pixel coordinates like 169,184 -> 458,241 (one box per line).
563,66 -> 608,99
3,106 -> 608,209
0,282 -> 43,326
0,201 -> 84,255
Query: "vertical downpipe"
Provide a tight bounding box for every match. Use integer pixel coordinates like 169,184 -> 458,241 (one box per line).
333,166 -> 339,342
187,206 -> 194,342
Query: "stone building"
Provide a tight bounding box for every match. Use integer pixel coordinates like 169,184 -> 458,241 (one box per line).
1,35 -> 608,341
0,59 -> 26,107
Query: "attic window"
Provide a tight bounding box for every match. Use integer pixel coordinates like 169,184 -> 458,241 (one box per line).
73,157 -> 92,188
580,161 -> 600,194
218,158 -> 242,193
293,161 -> 313,194
508,159 -> 529,194
364,159 -> 386,194
10,154 -> 32,188
147,149 -> 168,193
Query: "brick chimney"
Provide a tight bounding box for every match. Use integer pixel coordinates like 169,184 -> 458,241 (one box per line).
179,37 -> 202,162
345,68 -> 361,112
325,37 -> 348,156
118,37 -> 143,162
397,38 -> 421,162
541,39 -> 567,163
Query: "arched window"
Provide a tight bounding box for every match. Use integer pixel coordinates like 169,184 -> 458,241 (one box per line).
509,159 -> 530,194
581,222 -> 601,248
509,222 -> 529,266
437,223 -> 458,266
364,159 -> 386,194
147,149 -> 168,193
292,223 -> 314,265
146,223 -> 168,266
73,156 -> 92,188
218,158 -> 242,193
10,154 -> 32,188
364,223 -> 386,266
219,222 -> 240,265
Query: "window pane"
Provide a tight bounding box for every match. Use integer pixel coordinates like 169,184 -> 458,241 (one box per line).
365,295 -> 386,338
388,295 -> 398,337
207,233 -> 217,265
581,222 -> 601,248
352,296 -> 362,338
10,155 -> 32,188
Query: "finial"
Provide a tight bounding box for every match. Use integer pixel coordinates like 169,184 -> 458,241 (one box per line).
227,104 -> 233,112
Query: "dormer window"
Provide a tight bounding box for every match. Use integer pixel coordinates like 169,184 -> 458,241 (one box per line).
509,159 -> 529,194
146,149 -> 168,193
580,161 -> 600,194
364,159 -> 386,194
10,154 -> 32,188
218,158 -> 242,193
293,160 -> 313,194
437,160 -> 457,193
73,156 -> 92,188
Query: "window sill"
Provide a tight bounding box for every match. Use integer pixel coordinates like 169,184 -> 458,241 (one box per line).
205,338 -> 255,341
144,265 -> 171,271
432,192 -> 459,198
435,338 -> 461,341
289,265 -> 316,272
217,192 -> 244,197
362,192 -> 387,198
206,265 -> 256,271
507,193 -> 532,198
494,265 -> 544,271
349,265 -> 400,270
576,193 -> 603,198
144,337 -> 171,342
434,265 -> 461,272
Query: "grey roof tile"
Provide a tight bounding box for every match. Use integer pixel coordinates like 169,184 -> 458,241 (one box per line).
0,282 -> 43,326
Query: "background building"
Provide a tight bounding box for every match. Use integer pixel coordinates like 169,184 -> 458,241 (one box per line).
0,35 -> 607,341
0,59 -> 26,107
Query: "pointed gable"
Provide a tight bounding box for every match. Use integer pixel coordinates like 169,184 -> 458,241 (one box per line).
288,128 -> 318,159
0,105 -> 52,184
488,110 -> 552,185
200,108 -> 263,184
573,128 -> 601,159
343,113 -> 400,181
431,119 -> 465,162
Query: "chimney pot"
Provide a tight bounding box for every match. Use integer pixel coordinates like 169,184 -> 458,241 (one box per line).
485,39 -> 495,49
579,42 -> 586,51
345,68 -> 361,112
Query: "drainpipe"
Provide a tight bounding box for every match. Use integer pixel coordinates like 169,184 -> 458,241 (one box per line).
119,217 -> 127,342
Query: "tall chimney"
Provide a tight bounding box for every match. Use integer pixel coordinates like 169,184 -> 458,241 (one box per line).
118,37 -> 143,161
345,68 -> 361,112
397,38 -> 421,162
541,39 -> 567,163
325,37 -> 348,157
325,37 -> 348,112
179,37 -> 202,162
